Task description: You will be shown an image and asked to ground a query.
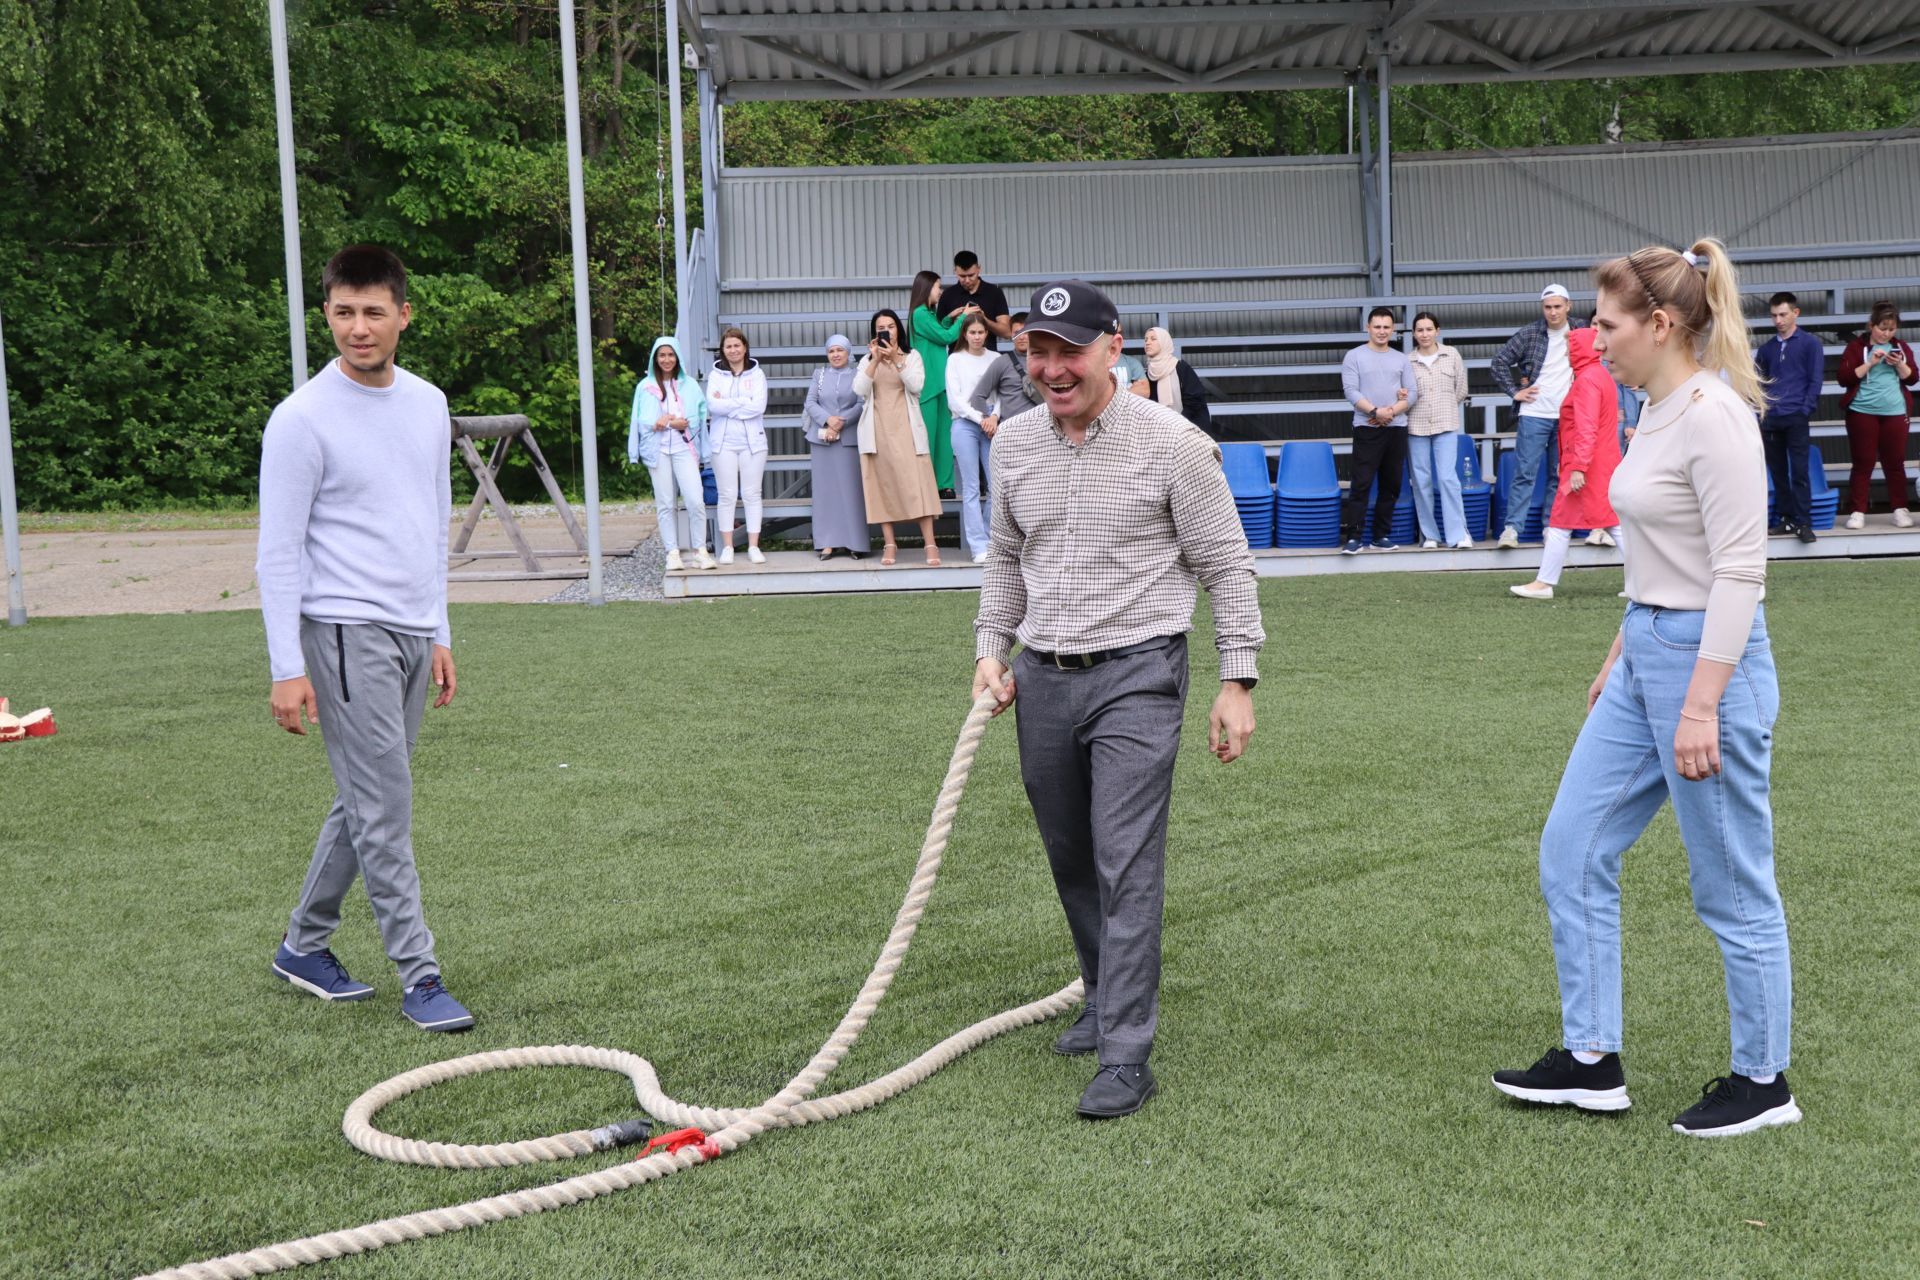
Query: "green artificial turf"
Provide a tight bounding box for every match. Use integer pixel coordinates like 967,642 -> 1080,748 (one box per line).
1,561 -> 1915,1278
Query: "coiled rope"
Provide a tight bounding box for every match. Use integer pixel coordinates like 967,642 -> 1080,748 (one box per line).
141,692 -> 1083,1280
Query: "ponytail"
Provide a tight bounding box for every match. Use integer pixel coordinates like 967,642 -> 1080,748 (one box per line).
1691,238 -> 1766,414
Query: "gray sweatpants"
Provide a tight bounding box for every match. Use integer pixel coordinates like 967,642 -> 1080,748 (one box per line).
1014,636 -> 1188,1066
286,619 -> 439,987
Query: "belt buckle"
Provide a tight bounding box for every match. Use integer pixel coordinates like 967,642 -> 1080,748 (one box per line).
1053,650 -> 1094,671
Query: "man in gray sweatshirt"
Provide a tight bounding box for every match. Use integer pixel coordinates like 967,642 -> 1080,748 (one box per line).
255,245 -> 473,1032
1339,306 -> 1419,553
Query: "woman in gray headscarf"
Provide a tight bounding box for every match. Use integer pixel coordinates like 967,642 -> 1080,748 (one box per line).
803,334 -> 871,559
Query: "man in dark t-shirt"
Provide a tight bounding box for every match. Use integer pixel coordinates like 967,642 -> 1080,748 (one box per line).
936,249 -> 1013,351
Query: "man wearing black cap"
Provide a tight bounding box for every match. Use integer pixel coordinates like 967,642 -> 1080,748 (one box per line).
971,280 -> 1265,1119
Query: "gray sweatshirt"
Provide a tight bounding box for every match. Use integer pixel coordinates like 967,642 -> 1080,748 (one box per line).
256,360 -> 452,681
1341,344 -> 1420,427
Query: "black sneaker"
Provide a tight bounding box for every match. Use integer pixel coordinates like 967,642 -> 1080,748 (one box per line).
1670,1073 -> 1802,1138
1795,524 -> 1817,544
1373,538 -> 1403,551
1340,538 -> 1364,555
1491,1047 -> 1631,1112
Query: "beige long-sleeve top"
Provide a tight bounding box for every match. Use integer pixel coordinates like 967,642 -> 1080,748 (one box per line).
1406,344 -> 1469,436
1608,370 -> 1767,663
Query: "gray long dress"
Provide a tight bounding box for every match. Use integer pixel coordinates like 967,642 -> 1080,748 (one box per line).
803,363 -> 871,553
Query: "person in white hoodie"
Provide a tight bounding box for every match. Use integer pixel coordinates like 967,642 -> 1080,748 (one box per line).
706,326 -> 770,564
944,313 -> 1000,563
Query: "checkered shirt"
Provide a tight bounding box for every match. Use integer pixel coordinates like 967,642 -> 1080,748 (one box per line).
972,389 -> 1264,683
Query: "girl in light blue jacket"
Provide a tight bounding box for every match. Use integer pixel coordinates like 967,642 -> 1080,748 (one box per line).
629,336 -> 714,570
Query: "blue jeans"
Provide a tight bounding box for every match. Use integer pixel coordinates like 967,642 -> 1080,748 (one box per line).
1506,414 -> 1559,538
952,415 -> 992,557
1539,604 -> 1791,1076
1408,432 -> 1465,544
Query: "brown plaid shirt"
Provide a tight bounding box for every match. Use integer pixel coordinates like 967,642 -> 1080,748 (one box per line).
973,388 -> 1264,682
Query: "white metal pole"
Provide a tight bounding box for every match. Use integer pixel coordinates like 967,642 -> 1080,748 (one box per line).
666,0 -> 688,281
268,0 -> 308,389
0,305 -> 25,627
559,0 -> 605,605
1377,50 -> 1394,297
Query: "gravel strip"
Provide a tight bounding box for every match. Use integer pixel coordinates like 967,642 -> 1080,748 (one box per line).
542,532 -> 667,603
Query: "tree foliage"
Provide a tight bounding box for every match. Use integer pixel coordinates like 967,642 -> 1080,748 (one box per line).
1,0 -> 1914,510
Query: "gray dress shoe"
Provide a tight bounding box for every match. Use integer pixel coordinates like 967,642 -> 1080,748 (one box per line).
1053,1005 -> 1098,1056
1077,1062 -> 1156,1119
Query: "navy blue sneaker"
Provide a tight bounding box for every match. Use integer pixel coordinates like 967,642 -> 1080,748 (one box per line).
1373,537 -> 1403,551
402,975 -> 475,1032
1340,538 -> 1364,555
272,938 -> 375,1002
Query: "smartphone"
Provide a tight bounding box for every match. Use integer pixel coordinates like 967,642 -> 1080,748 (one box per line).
876,332 -> 891,348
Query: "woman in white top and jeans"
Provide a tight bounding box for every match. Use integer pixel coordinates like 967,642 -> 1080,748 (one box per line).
1492,238 -> 1800,1139
944,314 -> 999,562
1404,312 -> 1472,547
707,326 -> 769,564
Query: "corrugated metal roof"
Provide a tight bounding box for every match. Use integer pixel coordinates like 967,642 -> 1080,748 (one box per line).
692,0 -> 1920,102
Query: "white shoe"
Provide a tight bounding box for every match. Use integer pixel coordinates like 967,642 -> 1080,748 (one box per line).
1845,511 -> 1865,530
1421,539 -> 1439,549
1509,581 -> 1554,600
718,545 -> 735,565
1497,526 -> 1520,549
972,551 -> 989,564
1895,508 -> 1914,528
1586,529 -> 1616,547
696,549 -> 717,570
1451,538 -> 1475,549
1618,590 -> 1630,599
747,546 -> 766,564
663,549 -> 684,572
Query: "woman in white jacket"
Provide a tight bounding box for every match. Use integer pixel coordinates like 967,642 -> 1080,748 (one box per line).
944,314 -> 999,562
706,326 -> 769,564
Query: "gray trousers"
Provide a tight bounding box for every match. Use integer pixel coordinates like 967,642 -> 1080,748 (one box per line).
1014,636 -> 1188,1066
286,619 -> 439,987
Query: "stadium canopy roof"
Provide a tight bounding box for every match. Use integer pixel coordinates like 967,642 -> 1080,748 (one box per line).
684,0 -> 1920,102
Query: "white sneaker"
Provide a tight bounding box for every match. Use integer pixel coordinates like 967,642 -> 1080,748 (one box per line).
972,551 -> 989,564
696,549 -> 717,570
1497,526 -> 1520,549
1421,539 -> 1439,549
1618,590 -> 1630,599
1509,581 -> 1554,600
1895,508 -> 1914,528
663,549 -> 684,572
1586,529 -> 1616,547
1844,511 -> 1865,530
747,546 -> 766,564
718,545 -> 735,565
1451,538 -> 1475,549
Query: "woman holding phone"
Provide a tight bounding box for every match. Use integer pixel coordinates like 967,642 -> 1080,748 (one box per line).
909,268 -> 980,495
1837,300 -> 1916,528
855,309 -> 942,566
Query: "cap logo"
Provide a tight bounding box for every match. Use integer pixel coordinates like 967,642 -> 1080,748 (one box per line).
1039,287 -> 1071,317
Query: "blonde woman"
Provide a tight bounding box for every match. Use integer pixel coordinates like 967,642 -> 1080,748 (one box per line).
1492,239 -> 1799,1139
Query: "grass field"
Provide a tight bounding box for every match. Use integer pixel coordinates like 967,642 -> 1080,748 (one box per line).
2,562 -> 1917,1279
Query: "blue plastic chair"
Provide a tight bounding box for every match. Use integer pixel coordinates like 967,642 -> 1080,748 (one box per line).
1220,443 -> 1272,498
1807,444 -> 1840,530
1275,441 -> 1340,498
1494,451 -> 1548,543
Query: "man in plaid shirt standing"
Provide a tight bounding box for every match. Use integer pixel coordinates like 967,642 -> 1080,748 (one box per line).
972,280 -> 1265,1120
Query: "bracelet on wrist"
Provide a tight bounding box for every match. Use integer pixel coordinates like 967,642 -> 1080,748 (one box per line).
1679,709 -> 1718,723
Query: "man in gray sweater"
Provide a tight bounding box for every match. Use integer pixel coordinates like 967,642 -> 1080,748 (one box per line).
1339,307 -> 1419,553
255,245 -> 473,1032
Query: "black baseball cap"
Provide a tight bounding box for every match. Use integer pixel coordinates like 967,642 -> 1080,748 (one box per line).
1023,280 -> 1122,346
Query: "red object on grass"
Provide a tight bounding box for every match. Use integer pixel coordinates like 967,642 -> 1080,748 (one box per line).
639,1127 -> 714,1160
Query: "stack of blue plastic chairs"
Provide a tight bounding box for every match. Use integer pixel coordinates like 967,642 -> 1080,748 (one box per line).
1806,444 -> 1841,530
1220,442 -> 1276,549
1492,451 -> 1550,542
1363,459 -> 1419,546
1456,436 -> 1494,542
1274,441 -> 1342,547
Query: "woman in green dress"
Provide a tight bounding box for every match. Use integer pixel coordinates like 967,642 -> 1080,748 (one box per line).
909,268 -> 980,494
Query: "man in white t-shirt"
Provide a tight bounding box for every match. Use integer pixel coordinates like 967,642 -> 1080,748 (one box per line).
1491,285 -> 1589,547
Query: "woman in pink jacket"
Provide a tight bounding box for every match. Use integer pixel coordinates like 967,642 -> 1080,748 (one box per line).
1512,328 -> 1625,599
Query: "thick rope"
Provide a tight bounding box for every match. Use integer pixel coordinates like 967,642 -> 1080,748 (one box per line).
140,692 -> 1082,1280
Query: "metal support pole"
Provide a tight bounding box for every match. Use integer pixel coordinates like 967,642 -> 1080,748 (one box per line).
666,0 -> 688,281
268,0 -> 307,389
0,305 -> 25,626
1355,74 -> 1379,299
1377,49 -> 1394,298
559,0 -> 605,605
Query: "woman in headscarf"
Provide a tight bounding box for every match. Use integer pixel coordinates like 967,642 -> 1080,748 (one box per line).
1131,326 -> 1213,435
855,308 -> 943,567
803,334 -> 870,560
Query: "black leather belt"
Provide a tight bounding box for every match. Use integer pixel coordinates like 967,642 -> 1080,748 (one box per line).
1023,636 -> 1173,671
